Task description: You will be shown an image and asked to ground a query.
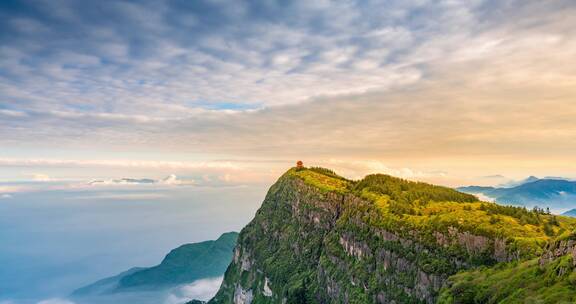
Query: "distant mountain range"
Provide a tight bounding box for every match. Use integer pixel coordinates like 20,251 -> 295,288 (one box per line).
88,178 -> 156,185
562,209 -> 576,217
72,267 -> 146,296
458,177 -> 576,212
88,174 -> 184,185
498,175 -> 540,187
73,232 -> 238,299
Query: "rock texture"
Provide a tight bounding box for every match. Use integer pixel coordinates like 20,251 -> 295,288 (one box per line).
539,238 -> 576,268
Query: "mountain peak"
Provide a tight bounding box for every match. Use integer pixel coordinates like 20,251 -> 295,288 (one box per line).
209,167 -> 576,303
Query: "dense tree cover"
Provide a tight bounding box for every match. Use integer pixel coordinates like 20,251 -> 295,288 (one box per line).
479,203 -> 542,225
210,175 -> 331,304
353,174 -> 479,206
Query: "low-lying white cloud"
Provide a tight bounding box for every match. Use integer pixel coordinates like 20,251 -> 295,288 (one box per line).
164,277 -> 223,304
159,174 -> 182,185
0,185 -> 28,194
37,299 -> 76,304
32,173 -> 52,182
71,193 -> 169,201
474,193 -> 496,203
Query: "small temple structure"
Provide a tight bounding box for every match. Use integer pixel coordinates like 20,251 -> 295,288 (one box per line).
296,160 -> 304,169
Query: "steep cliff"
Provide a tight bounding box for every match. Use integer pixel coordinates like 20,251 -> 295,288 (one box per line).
208,167 -> 576,304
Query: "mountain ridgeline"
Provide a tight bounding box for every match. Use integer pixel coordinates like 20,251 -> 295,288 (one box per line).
205,167 -> 576,304
74,232 -> 238,297
458,178 -> 576,211
119,231 -> 238,289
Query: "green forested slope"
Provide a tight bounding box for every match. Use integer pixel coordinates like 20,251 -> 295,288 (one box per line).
74,232 -> 238,296
119,232 -> 238,288
207,167 -> 576,304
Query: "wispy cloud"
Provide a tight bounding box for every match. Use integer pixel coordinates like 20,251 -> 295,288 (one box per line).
0,0 -> 431,116
0,0 -> 575,183
164,277 -> 223,304
0,185 -> 29,194
71,193 -> 169,201
31,173 -> 51,182
0,158 -> 239,170
36,299 -> 75,304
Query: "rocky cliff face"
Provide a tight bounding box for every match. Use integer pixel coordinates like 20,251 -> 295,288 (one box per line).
539,236 -> 576,269
208,168 -> 574,304
210,174 -> 342,303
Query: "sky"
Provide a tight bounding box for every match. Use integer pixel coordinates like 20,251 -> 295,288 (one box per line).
1,0 -> 576,187
1,1 -> 575,303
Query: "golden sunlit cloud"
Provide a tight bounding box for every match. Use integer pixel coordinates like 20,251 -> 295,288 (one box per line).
0,0 -> 574,186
